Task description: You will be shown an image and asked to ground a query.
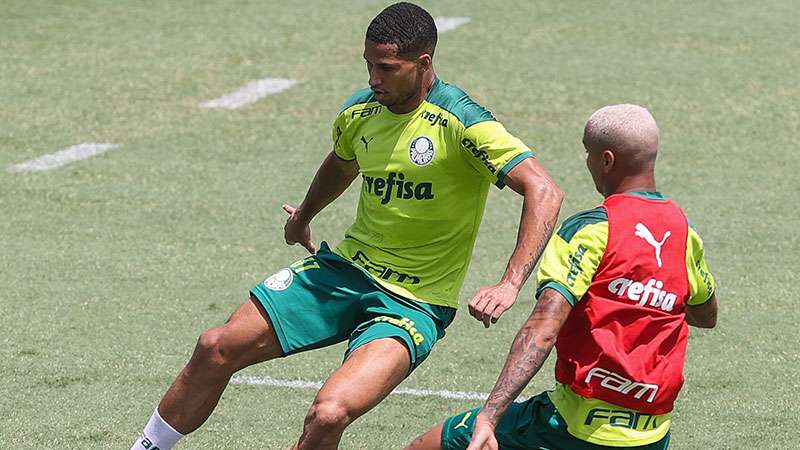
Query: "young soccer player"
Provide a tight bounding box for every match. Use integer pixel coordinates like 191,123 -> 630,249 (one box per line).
129,3 -> 562,449
407,104 -> 718,450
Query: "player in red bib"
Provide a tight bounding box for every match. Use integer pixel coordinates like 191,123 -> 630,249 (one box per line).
407,104 -> 718,450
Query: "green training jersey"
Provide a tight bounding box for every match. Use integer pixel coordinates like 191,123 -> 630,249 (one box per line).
332,78 -> 534,308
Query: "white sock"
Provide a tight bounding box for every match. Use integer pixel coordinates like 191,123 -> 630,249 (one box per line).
130,409 -> 184,450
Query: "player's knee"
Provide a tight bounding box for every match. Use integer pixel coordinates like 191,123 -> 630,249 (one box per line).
305,399 -> 352,431
191,327 -> 234,374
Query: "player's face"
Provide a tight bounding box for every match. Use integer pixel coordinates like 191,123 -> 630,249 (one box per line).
364,40 -> 428,110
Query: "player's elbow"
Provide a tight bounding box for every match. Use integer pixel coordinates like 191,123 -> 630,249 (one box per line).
690,315 -> 717,329
701,311 -> 718,328
525,175 -> 563,209
506,159 -> 563,208
536,332 -> 559,350
549,181 -> 564,206
687,297 -> 718,329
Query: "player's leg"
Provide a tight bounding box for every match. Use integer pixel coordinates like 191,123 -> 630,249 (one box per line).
411,392 -> 677,450
293,337 -> 411,450
405,422 -> 446,450
293,291 -> 455,449
131,296 -> 282,450
408,392 -> 675,450
158,296 -> 282,432
408,407 -> 482,450
132,245 -> 367,450
410,403 -> 540,450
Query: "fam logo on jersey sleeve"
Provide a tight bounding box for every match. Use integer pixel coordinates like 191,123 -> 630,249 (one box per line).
409,136 -> 435,166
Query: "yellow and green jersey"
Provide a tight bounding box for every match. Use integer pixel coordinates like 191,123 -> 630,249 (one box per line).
535,191 -> 716,446
332,78 -> 534,308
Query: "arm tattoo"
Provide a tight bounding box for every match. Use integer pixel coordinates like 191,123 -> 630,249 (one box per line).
480,291 -> 571,425
520,220 -> 555,280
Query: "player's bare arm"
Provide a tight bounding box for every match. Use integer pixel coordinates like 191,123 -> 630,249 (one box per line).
283,151 -> 359,253
466,288 -> 572,450
686,293 -> 718,328
468,158 -> 563,328
478,288 -> 571,425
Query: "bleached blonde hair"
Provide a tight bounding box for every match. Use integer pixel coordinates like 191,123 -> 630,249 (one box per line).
584,104 -> 660,167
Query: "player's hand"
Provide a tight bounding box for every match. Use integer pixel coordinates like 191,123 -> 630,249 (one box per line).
282,204 -> 317,254
468,282 -> 519,328
465,416 -> 498,450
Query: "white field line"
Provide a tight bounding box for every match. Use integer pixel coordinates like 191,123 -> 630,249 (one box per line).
200,78 -> 298,109
434,17 -> 471,33
231,375 -> 489,401
9,143 -> 120,173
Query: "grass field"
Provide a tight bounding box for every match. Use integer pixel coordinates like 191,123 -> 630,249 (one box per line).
1,1 -> 798,449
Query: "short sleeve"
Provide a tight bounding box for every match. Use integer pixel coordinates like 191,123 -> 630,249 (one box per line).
686,227 -> 716,306
535,209 -> 608,306
460,121 -> 534,189
332,113 -> 354,161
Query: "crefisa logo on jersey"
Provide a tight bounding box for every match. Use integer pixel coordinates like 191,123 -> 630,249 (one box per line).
409,136 -> 435,166
264,268 -> 294,291
607,277 -> 677,312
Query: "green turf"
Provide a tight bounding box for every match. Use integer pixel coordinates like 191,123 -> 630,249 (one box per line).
1,1 -> 798,448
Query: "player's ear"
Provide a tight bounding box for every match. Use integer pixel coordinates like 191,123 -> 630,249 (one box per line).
417,52 -> 432,71
602,150 -> 615,172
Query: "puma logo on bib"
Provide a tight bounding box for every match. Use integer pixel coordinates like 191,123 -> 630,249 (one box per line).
634,222 -> 670,268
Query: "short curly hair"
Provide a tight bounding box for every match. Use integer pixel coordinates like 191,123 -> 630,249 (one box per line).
366,2 -> 438,58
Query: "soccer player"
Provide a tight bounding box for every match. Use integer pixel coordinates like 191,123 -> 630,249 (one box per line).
129,3 -> 563,449
406,104 -> 718,450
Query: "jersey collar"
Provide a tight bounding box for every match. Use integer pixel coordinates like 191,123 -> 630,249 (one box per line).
627,191 -> 666,200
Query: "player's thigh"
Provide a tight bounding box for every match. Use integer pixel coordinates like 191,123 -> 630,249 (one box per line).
310,337 -> 411,420
195,296 -> 283,368
439,393 -> 673,450
304,294 -> 448,423
439,407 -> 483,450
405,422 -> 446,450
348,292 -> 455,371
440,396 -> 550,450
250,250 -> 371,356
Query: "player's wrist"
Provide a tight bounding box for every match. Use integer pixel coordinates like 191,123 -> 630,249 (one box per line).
475,410 -> 500,428
497,277 -> 523,293
293,205 -> 314,224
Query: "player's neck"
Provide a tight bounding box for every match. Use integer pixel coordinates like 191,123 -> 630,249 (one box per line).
388,71 -> 436,114
604,175 -> 657,197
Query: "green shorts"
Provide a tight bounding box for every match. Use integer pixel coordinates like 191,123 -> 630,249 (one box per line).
250,242 -> 455,370
441,392 -> 670,450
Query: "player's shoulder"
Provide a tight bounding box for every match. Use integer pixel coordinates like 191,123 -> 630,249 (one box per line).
557,206 -> 608,243
646,192 -> 704,242
686,217 -> 707,250
425,79 -> 496,128
686,216 -> 701,235
339,87 -> 378,113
